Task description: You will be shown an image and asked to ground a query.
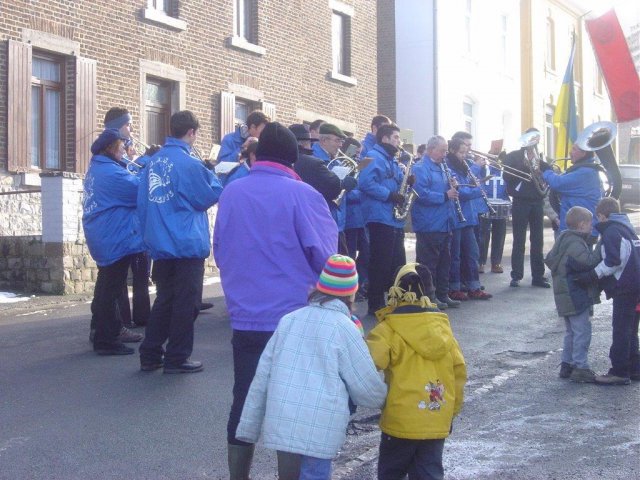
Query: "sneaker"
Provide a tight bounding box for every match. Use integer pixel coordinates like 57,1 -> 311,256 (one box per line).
468,289 -> 492,300
94,344 -> 135,356
439,296 -> 461,308
449,290 -> 469,301
594,373 -> 631,385
118,326 -> 143,343
163,359 -> 204,374
510,279 -> 520,287
569,368 -> 596,383
559,362 -> 573,379
478,264 -> 485,274
491,264 -> 504,273
532,277 -> 551,288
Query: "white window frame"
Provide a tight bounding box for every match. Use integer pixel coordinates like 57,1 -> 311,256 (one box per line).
545,104 -> 556,159
329,0 -> 357,86
463,98 -> 476,137
546,14 -> 556,72
144,0 -> 187,31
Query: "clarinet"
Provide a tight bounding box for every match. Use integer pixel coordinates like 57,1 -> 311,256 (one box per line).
465,159 -> 496,215
441,162 -> 466,223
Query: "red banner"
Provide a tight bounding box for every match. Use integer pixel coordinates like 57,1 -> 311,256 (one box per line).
586,9 -> 640,122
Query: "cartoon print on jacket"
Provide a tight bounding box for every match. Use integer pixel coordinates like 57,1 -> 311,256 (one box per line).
418,379 -> 446,411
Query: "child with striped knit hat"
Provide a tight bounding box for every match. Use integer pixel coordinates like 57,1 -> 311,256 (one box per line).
236,254 -> 387,480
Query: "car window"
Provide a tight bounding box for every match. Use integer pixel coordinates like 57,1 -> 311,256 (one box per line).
620,165 -> 640,179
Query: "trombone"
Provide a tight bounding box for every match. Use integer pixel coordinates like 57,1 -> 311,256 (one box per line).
469,149 -> 532,183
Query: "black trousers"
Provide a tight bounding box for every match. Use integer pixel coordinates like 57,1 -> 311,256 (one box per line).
416,231 -> 451,300
479,217 -> 507,266
116,252 -> 151,326
367,222 -> 406,312
227,330 -> 274,445
91,254 -> 136,349
139,258 -> 204,367
345,226 -> 370,288
510,198 -> 545,281
378,433 -> 445,480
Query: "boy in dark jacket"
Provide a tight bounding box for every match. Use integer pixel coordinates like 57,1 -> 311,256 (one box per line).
574,197 -> 640,385
545,207 -> 601,382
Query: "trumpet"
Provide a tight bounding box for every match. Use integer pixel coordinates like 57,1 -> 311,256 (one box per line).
129,135 -> 151,158
328,149 -> 360,206
519,130 -> 549,196
469,149 -> 532,183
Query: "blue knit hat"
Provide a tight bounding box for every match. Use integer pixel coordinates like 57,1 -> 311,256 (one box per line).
91,128 -> 126,155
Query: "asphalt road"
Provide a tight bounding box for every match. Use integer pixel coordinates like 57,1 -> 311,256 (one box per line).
1,211 -> 639,479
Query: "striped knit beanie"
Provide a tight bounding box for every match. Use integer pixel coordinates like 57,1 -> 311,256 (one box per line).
316,254 -> 359,297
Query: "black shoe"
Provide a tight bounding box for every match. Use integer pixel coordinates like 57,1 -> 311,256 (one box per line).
199,302 -> 214,311
163,359 -> 203,374
95,344 -> 135,356
439,296 -> 461,308
532,277 -> 551,288
140,361 -> 164,372
559,362 -> 574,379
510,279 -> 520,288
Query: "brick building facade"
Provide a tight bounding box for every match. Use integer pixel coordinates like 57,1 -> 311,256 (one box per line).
0,0 -> 379,293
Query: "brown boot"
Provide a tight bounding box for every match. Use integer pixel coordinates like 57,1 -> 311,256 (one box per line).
491,264 -> 504,273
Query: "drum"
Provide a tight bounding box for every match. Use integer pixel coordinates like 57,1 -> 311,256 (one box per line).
486,199 -> 512,220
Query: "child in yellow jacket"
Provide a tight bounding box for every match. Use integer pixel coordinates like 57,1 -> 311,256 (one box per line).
367,263 -> 467,480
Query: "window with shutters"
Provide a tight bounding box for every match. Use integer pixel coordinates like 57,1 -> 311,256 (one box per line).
31,54 -> 64,170
219,91 -> 275,142
545,105 -> 556,158
7,39 -> 96,174
546,15 -> 556,72
145,77 -> 173,146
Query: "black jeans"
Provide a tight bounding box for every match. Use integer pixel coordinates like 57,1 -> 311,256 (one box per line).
91,254 -> 136,349
416,232 -> 451,300
609,293 -> 640,378
139,258 -> 204,367
227,330 -> 274,445
510,198 -> 545,281
367,222 -> 406,312
116,252 -> 151,326
345,227 -> 370,288
479,217 -> 507,266
378,433 -> 445,480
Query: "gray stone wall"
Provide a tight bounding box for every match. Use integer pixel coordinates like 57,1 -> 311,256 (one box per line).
0,173 -> 43,236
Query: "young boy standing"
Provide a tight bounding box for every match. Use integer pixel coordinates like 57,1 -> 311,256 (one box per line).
544,206 -> 601,382
574,197 -> 640,385
366,263 -> 466,479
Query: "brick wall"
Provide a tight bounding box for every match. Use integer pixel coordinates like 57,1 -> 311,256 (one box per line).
0,0 -> 379,172
376,0 -> 396,121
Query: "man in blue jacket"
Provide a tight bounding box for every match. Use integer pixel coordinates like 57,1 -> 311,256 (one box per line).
540,143 -> 603,242
217,110 -> 269,163
83,128 -> 146,355
358,123 -> 410,314
214,122 -> 337,477
137,111 -> 223,374
411,135 -> 461,310
360,114 -> 391,158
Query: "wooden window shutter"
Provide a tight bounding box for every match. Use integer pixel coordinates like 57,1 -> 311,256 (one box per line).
75,56 -> 97,174
220,91 -> 235,139
261,101 -> 276,122
7,40 -> 32,173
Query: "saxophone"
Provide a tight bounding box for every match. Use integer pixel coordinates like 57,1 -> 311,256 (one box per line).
393,148 -> 418,221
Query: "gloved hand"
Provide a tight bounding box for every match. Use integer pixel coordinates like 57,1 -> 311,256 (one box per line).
573,269 -> 598,287
406,174 -> 416,186
388,192 -> 405,205
341,175 -> 358,192
538,160 -> 552,172
145,144 -> 161,157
